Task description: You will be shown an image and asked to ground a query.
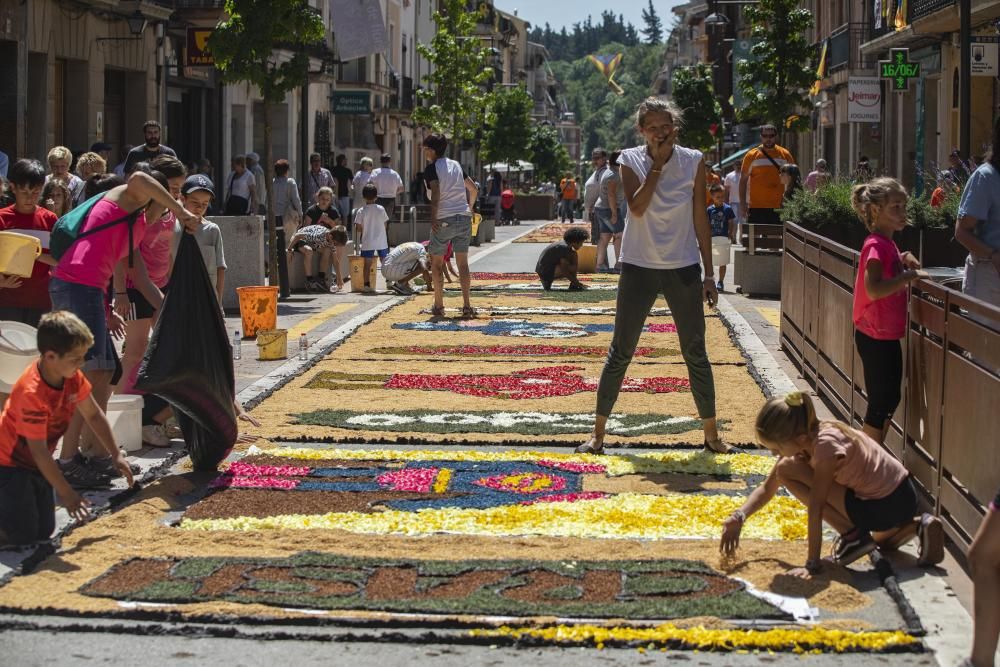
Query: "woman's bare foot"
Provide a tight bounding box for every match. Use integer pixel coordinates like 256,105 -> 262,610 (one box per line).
875,520 -> 919,551
575,433 -> 604,454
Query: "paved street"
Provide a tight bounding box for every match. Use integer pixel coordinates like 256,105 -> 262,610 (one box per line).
0,220 -> 985,665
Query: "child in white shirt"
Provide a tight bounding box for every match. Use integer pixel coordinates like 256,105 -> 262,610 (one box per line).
354,183 -> 389,292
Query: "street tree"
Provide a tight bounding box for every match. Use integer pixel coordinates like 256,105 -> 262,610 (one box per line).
208,0 -> 324,297
736,0 -> 815,131
413,0 -> 494,152
671,64 -> 722,153
528,125 -> 571,182
482,86 -> 535,172
640,0 -> 664,45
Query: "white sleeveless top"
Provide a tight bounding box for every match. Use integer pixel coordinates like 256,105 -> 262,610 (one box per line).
618,144 -> 703,270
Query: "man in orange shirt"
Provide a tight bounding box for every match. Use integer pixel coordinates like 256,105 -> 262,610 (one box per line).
558,173 -> 578,223
738,124 -> 795,226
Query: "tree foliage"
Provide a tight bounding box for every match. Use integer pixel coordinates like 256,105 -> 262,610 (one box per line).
412,0 -> 494,146
671,64 -> 721,153
482,86 -> 534,167
549,42 -> 663,155
640,0 -> 664,45
527,12 -> 639,61
209,0 -> 324,295
209,0 -> 324,103
736,0 -> 815,131
528,125 -> 571,182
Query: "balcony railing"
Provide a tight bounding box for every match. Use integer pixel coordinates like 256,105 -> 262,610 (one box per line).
909,0 -> 955,22
165,0 -> 224,8
828,23 -> 874,72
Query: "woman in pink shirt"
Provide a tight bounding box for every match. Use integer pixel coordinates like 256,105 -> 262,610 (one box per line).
48,170 -> 199,487
720,392 -> 944,577
115,156 -> 188,399
850,178 -> 926,444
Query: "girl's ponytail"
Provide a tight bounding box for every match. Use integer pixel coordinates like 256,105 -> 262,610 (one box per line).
851,177 -> 907,232
755,391 -> 819,445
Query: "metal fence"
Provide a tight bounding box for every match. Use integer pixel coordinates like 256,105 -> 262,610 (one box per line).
780,223 -> 1000,554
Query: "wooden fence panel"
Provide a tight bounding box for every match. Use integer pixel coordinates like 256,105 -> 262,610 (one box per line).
780,223 -> 1000,555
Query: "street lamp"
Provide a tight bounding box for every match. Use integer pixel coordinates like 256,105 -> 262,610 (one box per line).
97,10 -> 148,42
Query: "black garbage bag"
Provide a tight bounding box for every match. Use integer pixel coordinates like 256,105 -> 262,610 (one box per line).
135,232 -> 237,471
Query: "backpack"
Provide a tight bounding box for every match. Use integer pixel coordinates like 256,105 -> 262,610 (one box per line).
50,193 -> 144,267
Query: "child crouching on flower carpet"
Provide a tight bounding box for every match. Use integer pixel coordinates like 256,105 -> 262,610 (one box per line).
719,391 -> 944,576
535,226 -> 589,291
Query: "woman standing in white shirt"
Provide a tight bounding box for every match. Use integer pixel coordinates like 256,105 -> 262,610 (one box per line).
578,97 -> 727,455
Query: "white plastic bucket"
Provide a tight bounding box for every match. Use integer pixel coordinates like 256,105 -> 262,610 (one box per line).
0,321 -> 38,393
0,231 -> 42,278
711,237 -> 732,267
107,394 -> 143,452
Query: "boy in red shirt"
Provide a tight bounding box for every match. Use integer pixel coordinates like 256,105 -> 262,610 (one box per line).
0,159 -> 57,327
0,312 -> 134,547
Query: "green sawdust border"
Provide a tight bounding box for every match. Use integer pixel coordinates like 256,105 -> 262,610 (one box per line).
80,552 -> 787,621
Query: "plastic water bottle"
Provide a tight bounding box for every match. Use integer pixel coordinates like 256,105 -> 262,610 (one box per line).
298,334 -> 309,361
232,331 -> 242,360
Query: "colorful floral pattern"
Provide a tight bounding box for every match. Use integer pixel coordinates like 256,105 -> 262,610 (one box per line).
392,319 -> 673,338
366,344 -> 675,358
474,472 -> 567,494
240,445 -> 777,477
180,492 -> 808,540
305,365 -> 690,399
375,467 -> 440,493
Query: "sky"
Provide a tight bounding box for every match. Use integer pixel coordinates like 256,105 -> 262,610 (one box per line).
496,0 -> 688,36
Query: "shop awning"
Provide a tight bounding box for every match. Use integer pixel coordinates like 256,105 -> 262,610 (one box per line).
484,161 -> 534,173
714,144 -> 758,170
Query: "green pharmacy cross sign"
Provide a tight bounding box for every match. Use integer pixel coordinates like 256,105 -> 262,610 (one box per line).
880,48 -> 920,92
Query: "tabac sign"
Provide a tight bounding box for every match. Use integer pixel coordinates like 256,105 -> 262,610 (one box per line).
186,28 -> 214,66
880,48 -> 919,92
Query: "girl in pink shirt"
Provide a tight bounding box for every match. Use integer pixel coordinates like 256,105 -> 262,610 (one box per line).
850,178 -> 925,444
48,170 -> 200,480
115,157 -> 189,400
720,393 -> 944,577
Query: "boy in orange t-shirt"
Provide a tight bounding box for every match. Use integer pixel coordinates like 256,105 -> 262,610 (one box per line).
0,312 -> 133,546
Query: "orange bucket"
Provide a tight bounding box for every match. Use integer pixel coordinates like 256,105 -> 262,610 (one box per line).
236,286 -> 278,338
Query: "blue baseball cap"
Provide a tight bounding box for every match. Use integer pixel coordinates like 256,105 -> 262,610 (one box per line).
181,174 -> 215,198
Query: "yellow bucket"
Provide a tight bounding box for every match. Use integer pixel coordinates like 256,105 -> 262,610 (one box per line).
471,212 -> 482,238
576,244 -> 597,274
255,328 -> 288,360
236,286 -> 278,337
349,255 -> 377,292
0,231 -> 42,278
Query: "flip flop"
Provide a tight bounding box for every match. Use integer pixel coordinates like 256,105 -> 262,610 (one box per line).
704,438 -> 732,454
574,436 -> 604,455
430,305 -> 446,319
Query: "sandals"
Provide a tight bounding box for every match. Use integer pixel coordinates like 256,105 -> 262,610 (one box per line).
574,435 -> 605,455
430,305 -> 446,319
704,438 -> 732,454
461,306 -> 477,319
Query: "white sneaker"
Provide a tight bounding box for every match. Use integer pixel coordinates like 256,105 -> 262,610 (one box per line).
142,424 -> 171,448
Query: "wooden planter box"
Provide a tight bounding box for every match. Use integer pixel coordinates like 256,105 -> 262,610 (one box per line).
795,222 -> 968,268
517,194 -> 556,221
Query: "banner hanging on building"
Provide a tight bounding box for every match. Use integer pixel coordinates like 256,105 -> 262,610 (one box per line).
186,28 -> 214,66
848,77 -> 881,123
331,0 -> 389,61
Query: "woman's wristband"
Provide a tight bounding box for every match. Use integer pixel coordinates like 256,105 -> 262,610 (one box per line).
730,509 -> 746,524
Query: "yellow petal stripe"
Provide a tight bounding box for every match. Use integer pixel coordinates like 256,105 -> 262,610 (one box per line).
469,624 -> 920,653
432,468 -> 452,494
179,493 -> 807,540
247,446 -> 776,477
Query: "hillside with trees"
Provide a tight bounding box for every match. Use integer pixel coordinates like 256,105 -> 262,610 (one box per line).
528,8 -> 667,155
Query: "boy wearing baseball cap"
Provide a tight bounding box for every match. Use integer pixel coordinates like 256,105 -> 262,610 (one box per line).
175,175 -> 227,305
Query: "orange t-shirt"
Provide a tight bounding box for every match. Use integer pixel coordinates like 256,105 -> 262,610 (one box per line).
0,363 -> 92,470
559,179 -> 578,200
740,145 -> 795,209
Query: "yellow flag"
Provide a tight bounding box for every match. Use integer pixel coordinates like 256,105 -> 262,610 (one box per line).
809,40 -> 828,96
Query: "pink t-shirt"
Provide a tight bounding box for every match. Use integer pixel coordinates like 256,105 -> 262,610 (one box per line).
52,199 -> 146,289
810,425 -> 908,500
130,211 -> 175,289
852,233 -> 907,340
